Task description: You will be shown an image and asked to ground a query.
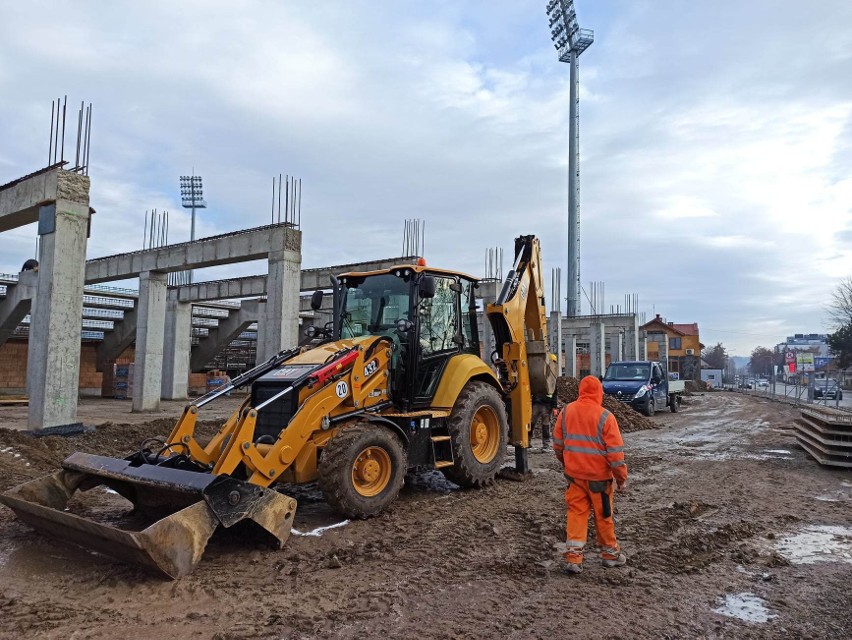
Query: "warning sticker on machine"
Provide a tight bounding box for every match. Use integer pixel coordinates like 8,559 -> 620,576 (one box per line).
335,381 -> 349,398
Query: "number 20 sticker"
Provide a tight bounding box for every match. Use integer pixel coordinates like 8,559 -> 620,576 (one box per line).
335,381 -> 349,398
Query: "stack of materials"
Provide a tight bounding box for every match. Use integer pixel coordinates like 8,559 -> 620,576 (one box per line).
795,405 -> 852,468
111,363 -> 134,400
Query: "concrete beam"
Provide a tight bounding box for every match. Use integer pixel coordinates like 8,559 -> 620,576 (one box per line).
0,167 -> 89,232
191,299 -> 259,371
167,256 -> 419,304
85,224 -> 301,284
0,271 -> 37,347
132,271 -> 168,412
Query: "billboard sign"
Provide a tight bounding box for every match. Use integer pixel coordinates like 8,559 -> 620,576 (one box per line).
814,356 -> 834,370
797,353 -> 815,372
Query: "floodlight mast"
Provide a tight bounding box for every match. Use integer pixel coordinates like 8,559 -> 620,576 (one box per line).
547,0 -> 593,318
179,174 -> 207,284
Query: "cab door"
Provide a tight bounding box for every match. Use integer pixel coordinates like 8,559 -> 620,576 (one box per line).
409,275 -> 462,407
651,363 -> 667,409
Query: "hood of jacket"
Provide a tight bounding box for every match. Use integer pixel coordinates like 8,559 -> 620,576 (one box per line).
578,375 -> 604,406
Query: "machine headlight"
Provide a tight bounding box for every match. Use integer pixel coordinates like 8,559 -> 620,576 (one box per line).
633,385 -> 650,400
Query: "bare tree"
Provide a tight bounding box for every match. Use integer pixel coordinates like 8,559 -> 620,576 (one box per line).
828,276 -> 852,328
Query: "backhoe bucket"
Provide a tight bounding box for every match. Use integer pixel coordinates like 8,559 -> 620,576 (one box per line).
0,453 -> 297,579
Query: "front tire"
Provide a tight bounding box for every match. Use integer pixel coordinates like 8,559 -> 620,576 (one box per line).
642,393 -> 656,418
441,381 -> 508,488
643,394 -> 655,417
318,423 -> 406,518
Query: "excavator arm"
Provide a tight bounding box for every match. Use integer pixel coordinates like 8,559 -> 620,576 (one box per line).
486,235 -> 557,472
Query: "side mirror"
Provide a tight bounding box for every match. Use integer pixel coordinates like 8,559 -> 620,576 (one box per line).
599,375 -> 604,382
396,318 -> 413,333
418,275 -> 436,299
310,290 -> 324,311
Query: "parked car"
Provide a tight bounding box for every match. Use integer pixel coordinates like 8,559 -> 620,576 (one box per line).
756,379 -> 770,389
814,379 -> 843,400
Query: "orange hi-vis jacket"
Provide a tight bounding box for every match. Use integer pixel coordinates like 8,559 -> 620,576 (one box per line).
553,376 -> 628,483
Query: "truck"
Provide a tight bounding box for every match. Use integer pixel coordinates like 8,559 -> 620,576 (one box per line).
601,360 -> 683,416
0,235 -> 557,578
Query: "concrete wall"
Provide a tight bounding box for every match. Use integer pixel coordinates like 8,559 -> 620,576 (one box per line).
0,340 -> 131,396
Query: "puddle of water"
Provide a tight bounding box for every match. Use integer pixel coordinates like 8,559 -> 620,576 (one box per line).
291,520 -> 350,537
763,449 -> 791,455
814,495 -> 840,503
714,593 -> 777,623
774,525 -> 852,564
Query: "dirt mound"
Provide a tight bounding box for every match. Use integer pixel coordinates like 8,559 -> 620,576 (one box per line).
555,377 -> 657,433
0,419 -> 222,490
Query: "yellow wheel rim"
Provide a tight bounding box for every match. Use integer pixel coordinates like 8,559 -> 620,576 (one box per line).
352,446 -> 392,497
470,405 -> 500,463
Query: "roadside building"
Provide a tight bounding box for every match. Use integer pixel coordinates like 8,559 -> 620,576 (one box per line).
641,314 -> 704,381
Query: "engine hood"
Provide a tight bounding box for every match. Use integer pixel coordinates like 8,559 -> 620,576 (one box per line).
602,380 -> 646,397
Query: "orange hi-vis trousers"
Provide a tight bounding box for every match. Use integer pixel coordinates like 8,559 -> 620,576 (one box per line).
565,478 -> 620,565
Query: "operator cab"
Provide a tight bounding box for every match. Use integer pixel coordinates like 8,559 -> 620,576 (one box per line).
338,265 -> 480,409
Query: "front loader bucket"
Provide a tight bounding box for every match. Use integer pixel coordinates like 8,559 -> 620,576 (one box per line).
0,453 -> 297,579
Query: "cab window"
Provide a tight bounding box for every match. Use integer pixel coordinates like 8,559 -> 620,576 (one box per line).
418,276 -> 458,356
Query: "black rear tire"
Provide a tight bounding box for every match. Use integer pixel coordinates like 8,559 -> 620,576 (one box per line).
318,422 -> 406,519
441,381 -> 508,488
670,394 -> 680,413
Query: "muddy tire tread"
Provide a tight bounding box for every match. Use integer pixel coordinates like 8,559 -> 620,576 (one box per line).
318,422 -> 406,519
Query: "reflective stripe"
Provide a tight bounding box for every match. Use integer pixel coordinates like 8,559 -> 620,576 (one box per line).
552,437 -> 564,445
564,445 -> 607,456
610,460 -> 626,468
564,433 -> 604,445
596,410 -> 610,442
566,540 -> 585,548
607,445 -> 624,453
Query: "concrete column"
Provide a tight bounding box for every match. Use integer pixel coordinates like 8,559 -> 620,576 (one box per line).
609,333 -> 624,363
26,200 -> 90,429
590,322 -> 606,377
629,316 -> 640,359
255,301 -> 267,364
641,337 -> 648,361
264,247 -> 301,359
549,310 -> 563,375
567,335 -> 577,378
161,299 -> 192,400
132,271 -> 168,412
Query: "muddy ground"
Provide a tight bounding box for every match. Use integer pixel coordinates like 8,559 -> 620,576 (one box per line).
0,393 -> 850,639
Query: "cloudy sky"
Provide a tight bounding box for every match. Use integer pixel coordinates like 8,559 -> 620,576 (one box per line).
1,0 -> 851,357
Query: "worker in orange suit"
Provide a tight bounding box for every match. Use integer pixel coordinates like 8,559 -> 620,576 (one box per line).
553,375 -> 628,574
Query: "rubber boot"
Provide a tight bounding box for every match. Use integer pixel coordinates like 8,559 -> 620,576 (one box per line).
561,562 -> 583,575
601,552 -> 627,568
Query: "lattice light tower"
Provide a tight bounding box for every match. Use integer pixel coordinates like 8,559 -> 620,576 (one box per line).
180,174 -> 207,284
547,0 -> 593,317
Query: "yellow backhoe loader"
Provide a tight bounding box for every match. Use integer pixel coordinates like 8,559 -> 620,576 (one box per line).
0,235 -> 557,578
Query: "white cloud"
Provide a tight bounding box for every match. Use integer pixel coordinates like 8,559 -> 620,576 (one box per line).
1,0 -> 851,354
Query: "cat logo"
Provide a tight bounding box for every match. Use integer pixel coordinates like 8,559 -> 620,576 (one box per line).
363,359 -> 379,379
